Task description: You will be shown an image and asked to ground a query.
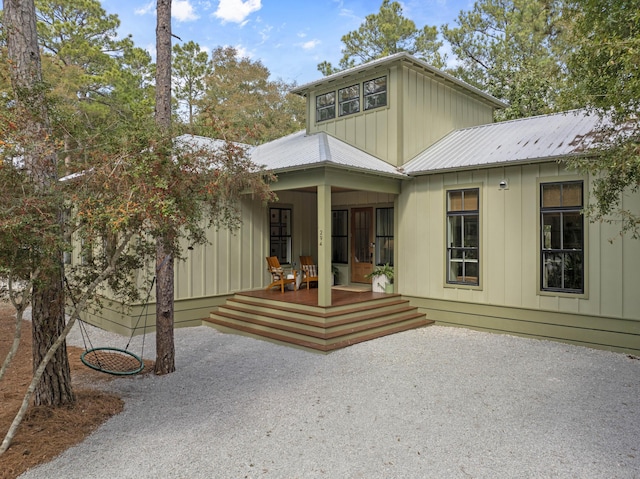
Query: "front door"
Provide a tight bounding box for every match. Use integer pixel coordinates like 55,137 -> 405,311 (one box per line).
351,207 -> 374,283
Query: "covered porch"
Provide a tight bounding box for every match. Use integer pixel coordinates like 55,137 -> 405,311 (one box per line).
251,130 -> 410,309
204,287 -> 433,352
189,130 -> 434,351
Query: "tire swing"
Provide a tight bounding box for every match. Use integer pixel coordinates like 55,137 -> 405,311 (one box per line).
67,276 -> 155,376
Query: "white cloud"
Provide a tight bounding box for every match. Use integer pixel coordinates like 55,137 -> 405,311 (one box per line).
340,8 -> 354,16
258,24 -> 273,43
135,0 -> 155,16
301,39 -> 321,50
233,45 -> 251,59
214,0 -> 262,24
173,0 -> 199,22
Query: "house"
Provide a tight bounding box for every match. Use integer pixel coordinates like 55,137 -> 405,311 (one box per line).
85,52 -> 640,355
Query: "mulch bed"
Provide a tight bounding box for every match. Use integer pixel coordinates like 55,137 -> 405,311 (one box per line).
0,303 -> 153,479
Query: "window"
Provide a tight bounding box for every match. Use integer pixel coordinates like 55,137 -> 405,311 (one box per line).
540,181 -> 584,293
375,208 -> 394,265
269,207 -> 292,264
316,92 -> 335,122
316,75 -> 387,122
339,84 -> 360,116
80,238 -> 93,266
364,76 -> 387,110
447,189 -> 479,285
332,210 -> 348,263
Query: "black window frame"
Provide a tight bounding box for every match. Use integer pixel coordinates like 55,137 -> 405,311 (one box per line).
540,181 -> 584,294
338,84 -> 360,117
316,91 -> 336,122
446,188 -> 480,286
331,210 -> 348,264
364,76 -> 387,111
375,207 -> 394,266
269,207 -> 292,264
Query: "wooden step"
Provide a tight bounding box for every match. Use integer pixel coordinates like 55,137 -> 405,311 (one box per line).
216,301 -> 418,328
228,294 -> 406,317
203,291 -> 433,352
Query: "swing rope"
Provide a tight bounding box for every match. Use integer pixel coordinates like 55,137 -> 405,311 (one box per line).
65,276 -> 156,376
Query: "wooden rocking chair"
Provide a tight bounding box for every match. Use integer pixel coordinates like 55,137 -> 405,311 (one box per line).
299,255 -> 319,289
265,256 -> 297,293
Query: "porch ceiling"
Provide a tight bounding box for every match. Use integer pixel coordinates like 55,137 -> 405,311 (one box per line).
269,166 -> 403,195
294,186 -> 354,193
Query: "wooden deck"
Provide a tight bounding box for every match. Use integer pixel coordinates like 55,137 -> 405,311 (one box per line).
235,286 -> 389,308
204,286 -> 433,352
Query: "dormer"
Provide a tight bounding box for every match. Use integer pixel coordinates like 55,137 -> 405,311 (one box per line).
291,52 -> 507,167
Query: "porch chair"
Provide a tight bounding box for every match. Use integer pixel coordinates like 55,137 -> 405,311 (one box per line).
299,255 -> 319,289
265,256 -> 297,293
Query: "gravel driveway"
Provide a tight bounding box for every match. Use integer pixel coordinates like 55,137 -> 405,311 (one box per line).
18,322 -> 640,479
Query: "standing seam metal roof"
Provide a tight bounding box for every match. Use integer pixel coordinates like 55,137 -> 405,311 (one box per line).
402,109 -> 603,175
175,132 -> 406,178
250,130 -> 406,178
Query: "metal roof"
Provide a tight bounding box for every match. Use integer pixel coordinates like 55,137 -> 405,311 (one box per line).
291,52 -> 507,109
174,134 -> 249,152
250,130 -> 407,178
403,110 -> 603,175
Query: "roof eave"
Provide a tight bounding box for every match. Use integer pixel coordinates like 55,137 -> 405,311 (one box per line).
291,52 -> 507,110
271,161 -> 409,180
406,152 -> 596,176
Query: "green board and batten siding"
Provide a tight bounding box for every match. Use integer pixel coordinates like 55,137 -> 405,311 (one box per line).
308,61 -> 495,168
81,196 -> 272,332
400,65 -> 494,164
397,162 -> 640,354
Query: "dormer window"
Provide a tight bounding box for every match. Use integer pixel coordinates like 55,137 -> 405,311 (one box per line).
339,84 -> 360,116
315,75 -> 387,123
316,92 -> 336,122
364,76 -> 387,110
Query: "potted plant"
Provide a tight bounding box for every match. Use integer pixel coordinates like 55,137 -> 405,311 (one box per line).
366,263 -> 394,293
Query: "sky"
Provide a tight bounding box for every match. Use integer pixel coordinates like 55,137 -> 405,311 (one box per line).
100,0 -> 472,86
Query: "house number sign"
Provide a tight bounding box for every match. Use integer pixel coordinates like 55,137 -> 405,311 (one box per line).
319,229 -> 323,246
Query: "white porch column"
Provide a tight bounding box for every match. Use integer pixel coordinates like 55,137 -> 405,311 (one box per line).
317,184 -> 332,306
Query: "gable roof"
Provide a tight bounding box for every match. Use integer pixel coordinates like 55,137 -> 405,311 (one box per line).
250,130 -> 407,179
291,52 -> 507,110
402,110 -> 603,175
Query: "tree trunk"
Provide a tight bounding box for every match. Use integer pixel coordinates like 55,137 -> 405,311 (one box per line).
1,235 -> 131,454
154,236 -> 175,375
155,0 -> 172,130
31,263 -> 74,405
154,0 -> 175,375
1,311 -> 79,455
4,0 -> 74,406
